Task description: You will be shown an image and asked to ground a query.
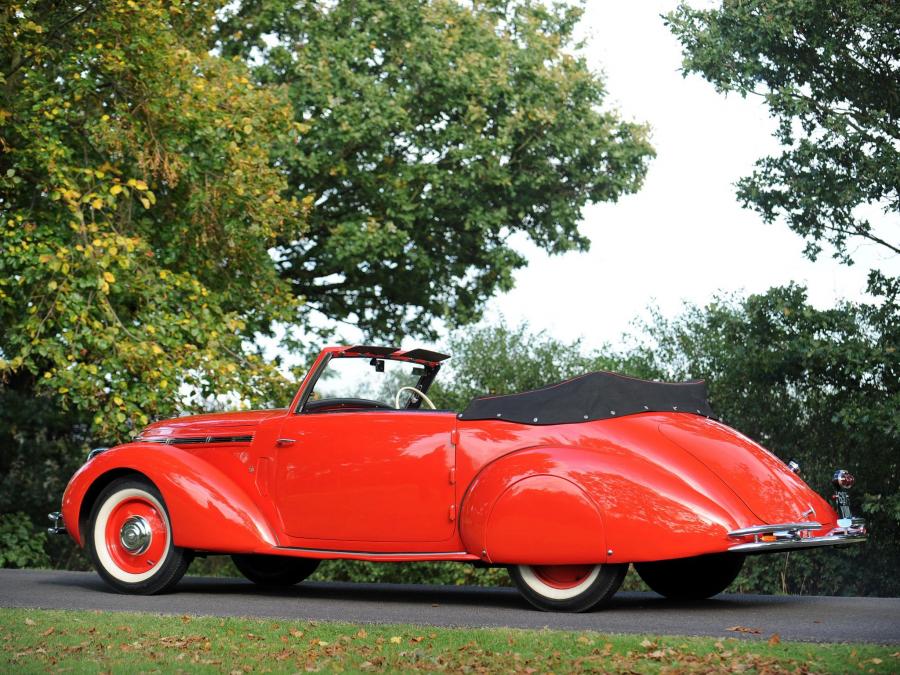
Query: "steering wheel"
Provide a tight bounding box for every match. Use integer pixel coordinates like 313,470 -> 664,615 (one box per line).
395,386 -> 437,410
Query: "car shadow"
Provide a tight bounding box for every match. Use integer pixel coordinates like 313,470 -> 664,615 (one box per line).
41,572 -> 784,614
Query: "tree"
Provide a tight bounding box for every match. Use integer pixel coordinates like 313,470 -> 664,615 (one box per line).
666,0 -> 899,263
218,0 -> 655,339
0,0 -> 306,437
633,284 -> 900,596
0,0 -> 305,557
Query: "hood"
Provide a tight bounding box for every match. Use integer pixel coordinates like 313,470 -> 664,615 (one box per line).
137,409 -> 287,442
658,416 -> 836,529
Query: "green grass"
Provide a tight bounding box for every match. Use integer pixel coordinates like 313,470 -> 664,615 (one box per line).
1,608 -> 896,673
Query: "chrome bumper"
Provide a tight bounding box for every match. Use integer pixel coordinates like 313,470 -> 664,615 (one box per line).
727,518 -> 867,554
47,511 -> 66,535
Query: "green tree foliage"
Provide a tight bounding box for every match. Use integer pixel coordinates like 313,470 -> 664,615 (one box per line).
0,1 -> 306,540
633,284 -> 899,596
0,512 -> 49,569
666,0 -> 899,262
218,0 -> 655,339
0,0 -> 304,439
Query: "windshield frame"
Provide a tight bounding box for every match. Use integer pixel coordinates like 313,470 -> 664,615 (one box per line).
292,348 -> 443,414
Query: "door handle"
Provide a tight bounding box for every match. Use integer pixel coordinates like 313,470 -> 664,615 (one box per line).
276,438 -> 296,447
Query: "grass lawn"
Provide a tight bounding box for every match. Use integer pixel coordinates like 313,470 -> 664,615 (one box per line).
1,607 -> 897,673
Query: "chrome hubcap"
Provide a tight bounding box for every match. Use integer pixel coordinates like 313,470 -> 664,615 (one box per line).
119,516 -> 151,554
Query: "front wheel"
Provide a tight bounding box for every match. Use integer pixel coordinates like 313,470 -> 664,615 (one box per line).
508,563 -> 628,612
86,477 -> 191,595
634,553 -> 745,600
232,554 -> 320,587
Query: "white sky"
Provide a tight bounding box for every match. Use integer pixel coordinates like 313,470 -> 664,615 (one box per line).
475,1 -> 899,351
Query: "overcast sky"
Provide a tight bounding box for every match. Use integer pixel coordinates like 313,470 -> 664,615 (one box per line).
476,1 -> 899,351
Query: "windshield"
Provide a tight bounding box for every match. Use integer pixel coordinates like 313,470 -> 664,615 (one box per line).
309,356 -> 427,408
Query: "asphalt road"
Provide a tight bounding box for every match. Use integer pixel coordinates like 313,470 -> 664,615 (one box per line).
1,569 -> 898,644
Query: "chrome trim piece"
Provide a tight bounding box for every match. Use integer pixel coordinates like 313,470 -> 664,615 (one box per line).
87,447 -> 109,461
139,435 -> 254,445
275,547 -> 470,558
47,511 -> 66,535
727,522 -> 821,538
729,532 -> 867,553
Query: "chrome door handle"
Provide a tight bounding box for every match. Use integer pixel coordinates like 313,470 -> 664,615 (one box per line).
275,438 -> 296,447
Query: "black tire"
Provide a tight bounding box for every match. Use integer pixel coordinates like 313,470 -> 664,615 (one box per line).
231,554 -> 320,587
86,477 -> 191,595
508,563 -> 628,612
634,553 -> 745,600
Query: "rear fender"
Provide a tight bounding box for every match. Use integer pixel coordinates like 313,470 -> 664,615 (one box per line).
460,440 -> 760,564
61,443 -> 277,552
459,448 -> 608,564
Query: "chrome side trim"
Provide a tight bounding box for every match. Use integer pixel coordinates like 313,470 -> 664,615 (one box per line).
274,547 -> 470,558
727,522 -> 821,538
138,435 -> 254,445
729,532 -> 867,553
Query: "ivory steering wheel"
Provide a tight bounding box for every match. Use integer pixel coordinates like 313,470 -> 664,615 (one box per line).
395,386 -> 437,410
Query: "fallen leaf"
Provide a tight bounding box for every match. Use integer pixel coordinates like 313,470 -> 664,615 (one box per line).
25,618 -> 36,626
317,641 -> 329,647
726,626 -> 761,634
870,658 -> 883,665
640,638 -> 654,648
390,636 -> 402,644
289,629 -> 303,638
356,629 -> 367,639
42,627 -> 55,637
768,633 -> 781,645
181,615 -> 191,624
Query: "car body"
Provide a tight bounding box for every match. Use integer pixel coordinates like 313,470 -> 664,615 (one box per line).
52,345 -> 867,611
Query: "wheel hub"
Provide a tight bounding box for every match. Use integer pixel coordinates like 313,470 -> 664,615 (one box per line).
119,515 -> 152,554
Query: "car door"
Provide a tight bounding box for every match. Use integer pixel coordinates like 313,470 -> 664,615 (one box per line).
272,410 -> 457,545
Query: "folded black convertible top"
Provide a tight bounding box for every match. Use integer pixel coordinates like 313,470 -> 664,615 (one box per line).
458,371 -> 714,425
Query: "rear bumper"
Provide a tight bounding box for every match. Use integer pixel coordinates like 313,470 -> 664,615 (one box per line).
727,519 -> 867,554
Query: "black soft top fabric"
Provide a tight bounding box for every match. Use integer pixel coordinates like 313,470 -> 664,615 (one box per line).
459,371 -> 714,425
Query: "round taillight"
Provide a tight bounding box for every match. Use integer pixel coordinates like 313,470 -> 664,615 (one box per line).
833,469 -> 855,490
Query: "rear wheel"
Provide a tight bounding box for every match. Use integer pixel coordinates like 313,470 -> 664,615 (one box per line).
86,477 -> 191,594
231,554 -> 320,587
508,563 -> 628,612
634,553 -> 745,600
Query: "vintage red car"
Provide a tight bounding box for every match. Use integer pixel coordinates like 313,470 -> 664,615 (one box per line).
51,345 -> 867,611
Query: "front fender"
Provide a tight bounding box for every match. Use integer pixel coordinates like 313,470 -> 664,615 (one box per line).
61,443 -> 277,552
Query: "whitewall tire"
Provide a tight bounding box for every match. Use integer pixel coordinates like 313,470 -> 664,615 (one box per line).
86,477 -> 191,594
509,563 -> 628,612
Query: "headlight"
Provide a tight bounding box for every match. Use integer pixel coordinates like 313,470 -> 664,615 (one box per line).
832,469 -> 855,490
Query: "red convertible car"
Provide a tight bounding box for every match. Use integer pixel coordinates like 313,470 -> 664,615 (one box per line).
51,345 -> 867,611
